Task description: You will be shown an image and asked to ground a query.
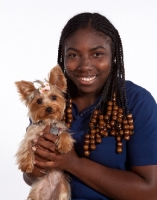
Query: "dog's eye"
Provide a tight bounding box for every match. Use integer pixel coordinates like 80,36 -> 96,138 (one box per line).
37,99 -> 42,104
51,95 -> 57,100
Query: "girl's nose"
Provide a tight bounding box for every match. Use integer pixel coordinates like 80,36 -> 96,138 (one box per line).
78,56 -> 93,71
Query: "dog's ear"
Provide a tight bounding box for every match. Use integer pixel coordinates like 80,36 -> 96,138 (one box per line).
15,81 -> 36,103
48,65 -> 67,92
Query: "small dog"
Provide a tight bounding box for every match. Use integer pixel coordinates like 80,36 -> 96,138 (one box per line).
15,65 -> 75,200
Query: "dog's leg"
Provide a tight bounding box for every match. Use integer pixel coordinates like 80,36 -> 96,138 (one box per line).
16,125 -> 45,173
28,170 -> 70,200
57,131 -> 75,153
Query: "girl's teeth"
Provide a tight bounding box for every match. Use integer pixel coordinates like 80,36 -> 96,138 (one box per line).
79,76 -> 96,82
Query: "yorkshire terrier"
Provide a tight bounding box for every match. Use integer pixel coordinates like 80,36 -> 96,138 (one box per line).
15,65 -> 75,200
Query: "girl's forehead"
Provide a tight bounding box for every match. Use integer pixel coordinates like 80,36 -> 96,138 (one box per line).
64,28 -> 112,46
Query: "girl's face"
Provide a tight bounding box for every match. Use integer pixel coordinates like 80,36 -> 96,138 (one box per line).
63,28 -> 112,96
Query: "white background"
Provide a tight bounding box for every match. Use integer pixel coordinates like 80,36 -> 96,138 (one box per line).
0,0 -> 157,199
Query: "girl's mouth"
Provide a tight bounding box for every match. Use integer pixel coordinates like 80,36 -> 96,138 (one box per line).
78,75 -> 96,82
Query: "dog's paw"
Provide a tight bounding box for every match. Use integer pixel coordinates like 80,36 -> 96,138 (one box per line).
57,132 -> 75,153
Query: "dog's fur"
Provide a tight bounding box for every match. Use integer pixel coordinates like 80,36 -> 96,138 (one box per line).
15,65 -> 75,200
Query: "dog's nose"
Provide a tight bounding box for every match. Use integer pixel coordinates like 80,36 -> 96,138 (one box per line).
46,107 -> 52,113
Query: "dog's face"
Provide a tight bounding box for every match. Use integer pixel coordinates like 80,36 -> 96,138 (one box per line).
15,65 -> 67,123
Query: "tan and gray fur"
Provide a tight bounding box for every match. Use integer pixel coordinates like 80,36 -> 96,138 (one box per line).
15,65 -> 74,200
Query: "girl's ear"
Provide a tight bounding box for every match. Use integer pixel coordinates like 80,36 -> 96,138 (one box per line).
48,65 -> 67,92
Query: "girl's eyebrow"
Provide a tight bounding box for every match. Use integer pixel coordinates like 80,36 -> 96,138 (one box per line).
91,46 -> 107,51
66,47 -> 79,52
66,46 -> 106,52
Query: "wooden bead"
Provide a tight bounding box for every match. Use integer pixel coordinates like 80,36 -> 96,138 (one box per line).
129,124 -> 134,130
112,116 -> 117,121
108,101 -> 113,106
112,111 -> 118,116
104,115 -> 110,121
124,135 -> 130,141
126,114 -> 133,119
96,138 -> 102,144
117,141 -> 123,147
90,135 -> 95,139
110,120 -> 115,127
84,139 -> 90,144
122,119 -> 128,124
99,129 -> 105,135
90,139 -> 95,144
117,113 -> 123,118
85,134 -> 90,139
83,145 -> 89,150
118,108 -> 123,113
99,114 -> 104,119
116,146 -> 123,153
66,108 -> 72,113
96,133 -> 101,138
99,124 -> 104,129
129,130 -> 134,136
116,136 -> 122,142
99,119 -> 105,125
107,106 -> 112,111
90,129 -> 96,134
112,96 -> 116,101
119,130 -> 123,136
123,124 -> 129,130
124,130 -> 129,136
101,131 -> 108,137
128,119 -> 133,124
107,123 -> 111,129
67,119 -> 73,123
93,110 -> 99,115
107,111 -> 112,115
89,123 -> 94,128
66,123 -> 71,128
110,129 -> 116,136
96,128 -> 99,133
104,131 -> 108,137
113,105 -> 118,110
91,118 -> 97,123
69,99 -> 72,103
90,144 -> 96,150
92,114 -> 98,119
84,151 -> 90,156
68,104 -> 72,108
117,117 -> 122,123
67,113 -> 73,118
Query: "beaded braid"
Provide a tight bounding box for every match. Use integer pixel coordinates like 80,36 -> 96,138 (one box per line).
57,12 -> 134,156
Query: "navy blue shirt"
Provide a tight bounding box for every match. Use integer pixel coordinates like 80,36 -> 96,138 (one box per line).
70,81 -> 157,200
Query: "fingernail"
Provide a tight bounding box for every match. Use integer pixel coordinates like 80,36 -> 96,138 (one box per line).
39,132 -> 43,136
32,146 -> 36,151
33,139 -> 38,143
33,160 -> 36,164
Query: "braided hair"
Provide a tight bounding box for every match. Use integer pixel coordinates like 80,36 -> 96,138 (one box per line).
57,12 -> 129,117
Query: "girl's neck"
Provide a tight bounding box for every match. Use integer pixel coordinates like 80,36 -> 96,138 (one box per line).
72,93 -> 99,113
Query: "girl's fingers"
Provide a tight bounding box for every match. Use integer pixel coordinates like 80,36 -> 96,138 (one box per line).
42,125 -> 51,133
33,146 -> 57,162
34,159 -> 54,170
36,139 -> 56,152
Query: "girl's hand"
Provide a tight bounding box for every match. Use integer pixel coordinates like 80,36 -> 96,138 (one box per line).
33,125 -> 78,173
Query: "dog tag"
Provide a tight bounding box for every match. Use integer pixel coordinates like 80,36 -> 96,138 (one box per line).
50,126 -> 59,135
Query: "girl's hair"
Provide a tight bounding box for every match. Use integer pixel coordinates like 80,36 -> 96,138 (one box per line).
57,12 -> 129,116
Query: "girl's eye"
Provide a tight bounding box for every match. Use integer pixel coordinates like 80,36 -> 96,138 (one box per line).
67,53 -> 79,58
37,99 -> 42,104
52,95 -> 57,100
93,52 -> 104,57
